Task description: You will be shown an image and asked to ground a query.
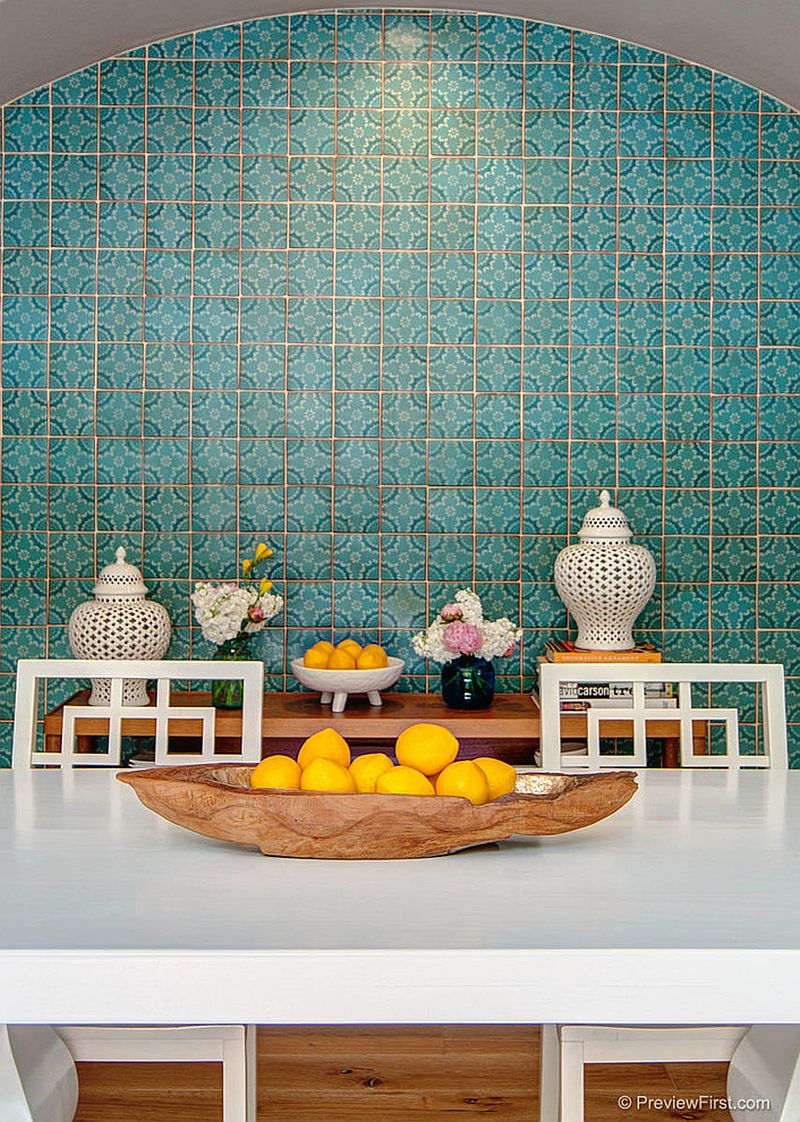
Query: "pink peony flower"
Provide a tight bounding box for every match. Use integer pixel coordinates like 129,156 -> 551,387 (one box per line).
440,603 -> 463,622
248,605 -> 265,623
442,621 -> 483,656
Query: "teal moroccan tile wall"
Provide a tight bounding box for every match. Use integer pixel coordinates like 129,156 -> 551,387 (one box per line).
1,10 -> 800,760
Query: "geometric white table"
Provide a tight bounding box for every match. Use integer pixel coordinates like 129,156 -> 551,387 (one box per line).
1,769 -> 799,1026
538,661 -> 787,770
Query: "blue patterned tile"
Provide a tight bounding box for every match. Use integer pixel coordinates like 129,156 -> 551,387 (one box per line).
335,203 -> 379,249
333,387 -> 380,436
573,65 -> 618,109
422,439 -> 469,486
378,440 -> 424,486
337,110 -> 382,155
477,253 -> 521,298
288,250 -> 333,296
242,17 -> 288,60
2,153 -> 50,200
762,114 -> 800,160
525,63 -> 570,109
383,157 -> 428,202
286,439 -> 330,485
147,60 -> 193,105
242,109 -> 288,155
194,24 -> 241,59
477,15 -> 523,60
714,206 -> 759,252
380,251 -> 423,297
478,111 -> 523,156
427,253 -> 472,299
334,298 -> 380,344
618,112 -> 664,157
333,251 -> 378,297
431,110 -> 475,156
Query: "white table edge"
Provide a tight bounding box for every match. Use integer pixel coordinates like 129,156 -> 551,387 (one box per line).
3,948 -> 800,1025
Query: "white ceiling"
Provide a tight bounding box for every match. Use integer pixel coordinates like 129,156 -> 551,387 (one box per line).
1,0 -> 798,109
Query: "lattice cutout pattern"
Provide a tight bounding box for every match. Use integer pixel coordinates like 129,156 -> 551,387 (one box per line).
12,658 -> 264,768
538,662 -> 788,771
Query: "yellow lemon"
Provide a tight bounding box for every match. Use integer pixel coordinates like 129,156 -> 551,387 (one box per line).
250,755 -> 301,790
313,640 -> 335,654
337,639 -> 362,658
474,758 -> 517,801
435,761 -> 490,806
327,648 -> 357,670
376,766 -> 435,797
349,752 -> 394,793
303,646 -> 331,669
297,727 -> 351,770
395,722 -> 459,776
356,644 -> 388,669
300,758 -> 356,794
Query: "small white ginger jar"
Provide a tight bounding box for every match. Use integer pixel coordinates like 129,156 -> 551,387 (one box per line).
554,490 -> 656,651
68,547 -> 172,706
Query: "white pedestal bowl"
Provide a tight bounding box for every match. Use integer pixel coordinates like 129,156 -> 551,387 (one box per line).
291,657 -> 405,713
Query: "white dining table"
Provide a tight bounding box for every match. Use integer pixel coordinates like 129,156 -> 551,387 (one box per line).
1,768 -> 799,1027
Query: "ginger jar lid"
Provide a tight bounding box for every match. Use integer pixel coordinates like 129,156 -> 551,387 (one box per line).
93,546 -> 147,599
578,490 -> 632,543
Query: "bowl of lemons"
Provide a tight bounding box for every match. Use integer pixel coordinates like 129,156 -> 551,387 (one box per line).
251,724 -> 515,804
117,722 -> 638,859
291,639 -> 404,713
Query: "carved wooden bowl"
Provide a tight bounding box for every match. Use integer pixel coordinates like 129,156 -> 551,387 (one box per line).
118,765 -> 637,860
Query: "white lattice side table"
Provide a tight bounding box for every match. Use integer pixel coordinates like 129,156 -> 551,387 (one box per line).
538,662 -> 787,771
12,658 -> 264,769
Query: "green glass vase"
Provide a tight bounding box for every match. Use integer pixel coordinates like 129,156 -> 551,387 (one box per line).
440,655 -> 496,710
212,635 -> 252,709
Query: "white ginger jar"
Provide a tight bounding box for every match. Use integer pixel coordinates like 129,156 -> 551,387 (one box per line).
68,547 -> 172,705
554,490 -> 656,651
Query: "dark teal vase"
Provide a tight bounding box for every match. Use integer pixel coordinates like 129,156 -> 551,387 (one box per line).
441,655 -> 496,710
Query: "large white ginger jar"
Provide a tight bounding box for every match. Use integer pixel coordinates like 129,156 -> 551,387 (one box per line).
68,547 -> 172,705
554,490 -> 656,651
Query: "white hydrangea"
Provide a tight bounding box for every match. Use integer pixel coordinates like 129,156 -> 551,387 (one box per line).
412,619 -> 451,664
192,582 -> 283,646
481,618 -> 521,659
453,588 -> 484,625
412,588 -> 522,666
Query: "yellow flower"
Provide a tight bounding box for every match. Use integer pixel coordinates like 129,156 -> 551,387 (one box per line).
242,558 -> 253,577
259,577 -> 273,595
255,543 -> 273,561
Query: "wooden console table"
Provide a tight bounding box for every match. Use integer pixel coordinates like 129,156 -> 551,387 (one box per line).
43,691 -> 700,766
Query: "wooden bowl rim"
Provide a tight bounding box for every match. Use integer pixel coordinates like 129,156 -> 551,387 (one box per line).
117,763 -> 637,813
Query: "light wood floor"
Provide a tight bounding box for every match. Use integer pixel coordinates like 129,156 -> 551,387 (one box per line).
73,1025 -> 733,1121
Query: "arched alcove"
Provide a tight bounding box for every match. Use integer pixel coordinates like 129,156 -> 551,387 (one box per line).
0,9 -> 798,761
1,0 -> 800,109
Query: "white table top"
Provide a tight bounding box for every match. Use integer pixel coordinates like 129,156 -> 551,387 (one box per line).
1,769 -> 799,1025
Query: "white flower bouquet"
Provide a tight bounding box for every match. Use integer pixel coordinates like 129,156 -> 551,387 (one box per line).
412,589 -> 521,665
191,543 -> 283,648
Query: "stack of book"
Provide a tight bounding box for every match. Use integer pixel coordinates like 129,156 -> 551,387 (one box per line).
536,640 -> 674,711
543,639 -> 661,664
